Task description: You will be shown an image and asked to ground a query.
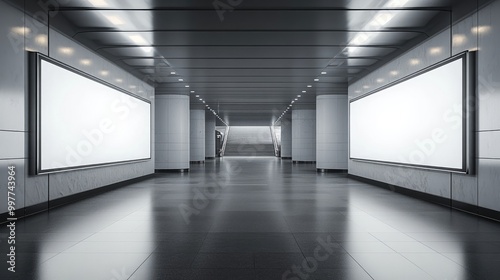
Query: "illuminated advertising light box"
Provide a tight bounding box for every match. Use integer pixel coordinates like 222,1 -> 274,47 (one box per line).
349,52 -> 474,173
30,53 -> 151,174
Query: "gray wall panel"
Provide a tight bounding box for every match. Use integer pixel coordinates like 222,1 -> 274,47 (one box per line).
280,117 -> 292,158
0,131 -> 25,159
292,109 -> 316,162
0,1 -> 25,131
155,95 -> 190,169
190,110 -> 206,161
478,1 -> 500,131
205,114 -> 216,158
316,95 -> 348,170
478,159 -> 500,211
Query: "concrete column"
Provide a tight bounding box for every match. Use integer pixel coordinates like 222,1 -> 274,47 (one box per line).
316,95 -> 348,170
190,110 -> 205,162
205,113 -> 216,159
280,116 -> 292,158
155,95 -> 190,170
292,109 -> 316,162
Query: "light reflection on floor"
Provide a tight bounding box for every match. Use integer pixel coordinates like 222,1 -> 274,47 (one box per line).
1,157 -> 499,279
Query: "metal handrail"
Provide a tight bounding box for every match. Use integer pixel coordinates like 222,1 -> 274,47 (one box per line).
220,126 -> 230,157
270,126 -> 280,157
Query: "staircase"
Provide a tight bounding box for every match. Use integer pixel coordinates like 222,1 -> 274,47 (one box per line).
223,126 -> 275,156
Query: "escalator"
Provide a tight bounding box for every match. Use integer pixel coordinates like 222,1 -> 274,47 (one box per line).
223,126 -> 275,156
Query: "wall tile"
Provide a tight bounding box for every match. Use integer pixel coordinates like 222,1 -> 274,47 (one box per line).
0,1 -> 26,131
0,131 -> 25,159
478,159 -> 500,211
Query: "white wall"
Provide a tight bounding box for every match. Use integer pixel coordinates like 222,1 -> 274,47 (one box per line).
349,0 -> 500,212
317,95 -> 348,170
190,109 -> 205,162
0,1 -> 155,215
292,109 -> 316,162
155,95 -> 190,170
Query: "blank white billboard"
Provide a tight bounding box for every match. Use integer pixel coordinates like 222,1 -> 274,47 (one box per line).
350,54 -> 468,172
36,55 -> 151,173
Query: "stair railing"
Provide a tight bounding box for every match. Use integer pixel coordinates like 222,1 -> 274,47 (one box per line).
220,126 -> 230,157
270,126 -> 280,157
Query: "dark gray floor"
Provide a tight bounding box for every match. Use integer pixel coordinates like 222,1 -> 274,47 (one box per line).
2,157 -> 500,280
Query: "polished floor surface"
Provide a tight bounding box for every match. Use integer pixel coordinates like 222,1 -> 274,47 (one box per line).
2,157 -> 500,280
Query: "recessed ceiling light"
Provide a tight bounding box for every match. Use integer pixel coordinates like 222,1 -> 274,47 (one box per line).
11,26 -> 30,35
471,25 -> 491,34
199,98 -> 203,101
314,79 -> 319,82
100,70 -> 109,76
386,0 -> 409,8
295,98 -> 298,101
350,33 -> 370,45
80,59 -> 91,66
105,15 -> 124,25
195,95 -> 200,97
307,85 -> 312,88
128,35 -> 147,45
321,71 -> 327,75
409,59 -> 420,66
171,71 -> 176,75
191,90 -> 195,93
368,12 -> 395,28
34,34 -> 48,45
298,95 -> 301,97
59,47 -> 74,55
116,78 -> 123,83
141,47 -> 154,53
88,0 -> 109,7
185,85 -> 190,88
452,34 -> 467,46
178,78 -> 184,82
429,47 -> 442,55
302,91 -> 306,93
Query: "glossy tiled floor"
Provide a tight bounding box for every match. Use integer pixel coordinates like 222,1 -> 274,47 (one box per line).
2,157 -> 500,280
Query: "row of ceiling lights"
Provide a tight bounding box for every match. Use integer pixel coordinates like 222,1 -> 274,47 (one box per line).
194,93 -> 228,126
169,70 -> 229,126
274,71 -> 329,125
52,45 -> 148,94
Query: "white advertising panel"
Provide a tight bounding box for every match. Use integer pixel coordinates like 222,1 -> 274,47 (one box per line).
36,56 -> 151,173
350,55 -> 468,172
